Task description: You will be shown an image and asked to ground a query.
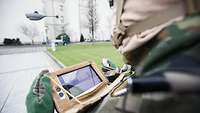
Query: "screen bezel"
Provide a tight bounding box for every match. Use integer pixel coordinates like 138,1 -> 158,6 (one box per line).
51,61 -> 108,100
57,65 -> 103,98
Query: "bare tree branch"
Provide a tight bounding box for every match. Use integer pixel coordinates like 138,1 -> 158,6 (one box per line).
88,0 -> 98,42
19,23 -> 39,44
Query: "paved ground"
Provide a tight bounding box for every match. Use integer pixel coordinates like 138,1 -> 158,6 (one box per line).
0,46 -> 61,113
0,45 -> 47,55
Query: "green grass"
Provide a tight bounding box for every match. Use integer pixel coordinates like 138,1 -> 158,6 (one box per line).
48,42 -> 124,68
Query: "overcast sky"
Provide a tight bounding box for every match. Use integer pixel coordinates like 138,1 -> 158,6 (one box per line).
0,0 -> 45,43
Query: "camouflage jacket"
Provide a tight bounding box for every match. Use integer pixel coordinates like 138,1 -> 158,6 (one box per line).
134,13 -> 200,113
95,14 -> 200,113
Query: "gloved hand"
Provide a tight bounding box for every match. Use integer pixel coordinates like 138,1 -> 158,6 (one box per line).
26,70 -> 54,113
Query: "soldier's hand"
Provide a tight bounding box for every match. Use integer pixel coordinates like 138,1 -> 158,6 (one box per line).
26,69 -> 54,113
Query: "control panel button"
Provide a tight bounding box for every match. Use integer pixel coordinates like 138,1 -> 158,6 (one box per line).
59,92 -> 64,97
56,87 -> 61,92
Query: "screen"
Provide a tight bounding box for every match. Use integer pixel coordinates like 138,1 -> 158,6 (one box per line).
58,65 -> 102,97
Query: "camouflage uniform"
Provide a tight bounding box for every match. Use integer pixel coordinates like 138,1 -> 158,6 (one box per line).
96,13 -> 200,113
128,13 -> 200,113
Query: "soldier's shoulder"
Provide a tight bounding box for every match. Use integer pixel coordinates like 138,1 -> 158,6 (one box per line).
139,14 -> 200,75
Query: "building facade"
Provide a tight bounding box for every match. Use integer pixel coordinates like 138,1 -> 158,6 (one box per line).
42,0 -> 66,42
44,0 -> 113,42
67,0 -> 112,42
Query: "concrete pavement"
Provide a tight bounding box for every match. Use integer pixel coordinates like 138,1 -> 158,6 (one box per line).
0,45 -> 47,55
0,46 -> 61,113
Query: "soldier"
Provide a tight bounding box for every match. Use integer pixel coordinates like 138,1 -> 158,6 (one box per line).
26,0 -> 200,113
108,0 -> 200,113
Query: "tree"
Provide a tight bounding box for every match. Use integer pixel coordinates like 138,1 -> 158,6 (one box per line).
20,23 -> 39,44
88,0 -> 98,42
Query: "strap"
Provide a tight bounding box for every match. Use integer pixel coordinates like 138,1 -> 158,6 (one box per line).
112,0 -> 125,48
116,0 -> 125,25
112,23 -> 126,48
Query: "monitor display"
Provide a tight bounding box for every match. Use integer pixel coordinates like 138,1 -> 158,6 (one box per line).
58,65 -> 102,97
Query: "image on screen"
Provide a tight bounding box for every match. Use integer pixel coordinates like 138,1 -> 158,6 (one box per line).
57,65 -> 102,97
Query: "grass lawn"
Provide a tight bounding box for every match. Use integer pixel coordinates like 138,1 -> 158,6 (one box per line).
48,42 -> 124,68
